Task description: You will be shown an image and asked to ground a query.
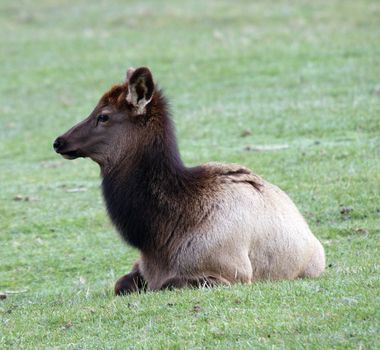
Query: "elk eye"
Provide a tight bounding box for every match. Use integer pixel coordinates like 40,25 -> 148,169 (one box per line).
97,114 -> 109,123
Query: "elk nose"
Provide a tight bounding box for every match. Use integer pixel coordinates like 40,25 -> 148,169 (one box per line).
53,137 -> 65,152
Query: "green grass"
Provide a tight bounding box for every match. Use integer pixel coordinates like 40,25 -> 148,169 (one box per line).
1,0 -> 379,348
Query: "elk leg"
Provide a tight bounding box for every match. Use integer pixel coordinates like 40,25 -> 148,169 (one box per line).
114,261 -> 146,295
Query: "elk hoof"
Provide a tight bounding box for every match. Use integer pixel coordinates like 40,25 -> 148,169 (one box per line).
114,271 -> 145,295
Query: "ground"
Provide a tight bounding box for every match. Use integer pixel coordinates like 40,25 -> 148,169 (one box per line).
0,0 -> 379,349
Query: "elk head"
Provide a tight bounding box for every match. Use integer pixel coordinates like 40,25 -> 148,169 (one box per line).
53,67 -> 156,170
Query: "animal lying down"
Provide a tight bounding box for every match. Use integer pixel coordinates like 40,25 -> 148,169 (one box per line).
54,66 -> 325,295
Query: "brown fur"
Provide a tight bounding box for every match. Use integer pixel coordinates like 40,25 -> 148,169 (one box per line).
54,66 -> 325,295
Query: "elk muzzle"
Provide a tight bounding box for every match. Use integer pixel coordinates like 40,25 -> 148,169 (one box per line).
53,135 -> 84,159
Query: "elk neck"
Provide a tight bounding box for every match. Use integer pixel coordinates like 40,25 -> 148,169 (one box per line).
101,99 -> 204,251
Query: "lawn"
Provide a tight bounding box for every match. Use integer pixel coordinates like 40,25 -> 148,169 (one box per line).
1,0 -> 379,348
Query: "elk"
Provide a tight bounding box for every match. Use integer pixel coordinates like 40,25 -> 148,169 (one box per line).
54,66 -> 325,295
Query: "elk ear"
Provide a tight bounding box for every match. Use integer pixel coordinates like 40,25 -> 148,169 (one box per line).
126,67 -> 154,115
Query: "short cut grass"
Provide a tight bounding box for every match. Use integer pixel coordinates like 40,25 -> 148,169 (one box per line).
0,0 -> 379,348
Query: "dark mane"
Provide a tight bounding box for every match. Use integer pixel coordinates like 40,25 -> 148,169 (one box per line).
101,88 -> 206,252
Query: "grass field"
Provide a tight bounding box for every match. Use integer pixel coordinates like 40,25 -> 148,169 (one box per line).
1,0 -> 380,348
